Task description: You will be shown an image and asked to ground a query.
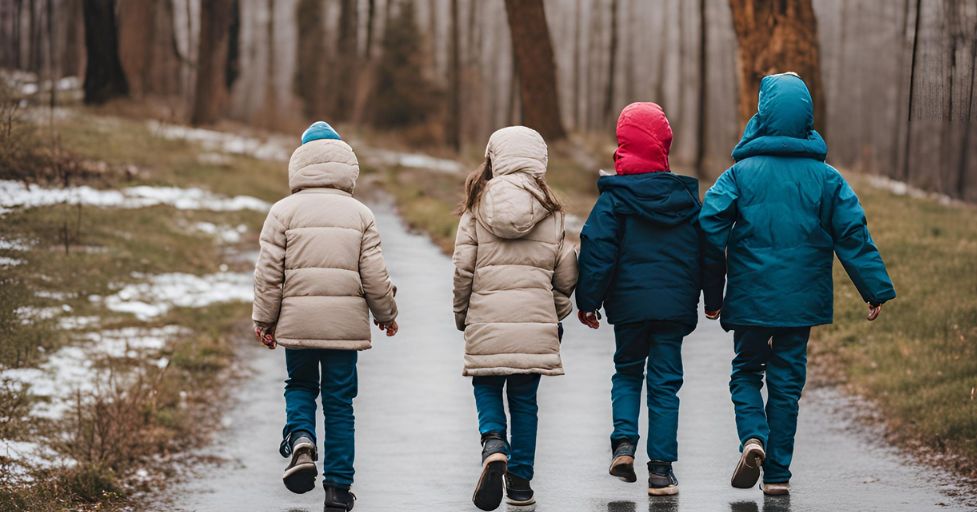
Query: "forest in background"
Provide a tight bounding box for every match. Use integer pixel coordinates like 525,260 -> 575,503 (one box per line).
1,0 -> 976,201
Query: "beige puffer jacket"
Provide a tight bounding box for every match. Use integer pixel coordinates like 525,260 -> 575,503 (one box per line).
252,139 -> 397,350
452,126 -> 578,376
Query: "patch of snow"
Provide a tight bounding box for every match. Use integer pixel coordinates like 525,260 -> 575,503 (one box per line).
148,121 -> 291,162
198,152 -> 233,166
103,271 -> 253,320
0,180 -> 271,215
194,222 -> 247,244
366,149 -> 464,174
35,290 -> 69,300
14,306 -> 61,323
866,175 -> 956,206
0,326 -> 187,419
0,256 -> 24,266
0,238 -> 31,251
58,316 -> 100,330
0,438 -> 66,482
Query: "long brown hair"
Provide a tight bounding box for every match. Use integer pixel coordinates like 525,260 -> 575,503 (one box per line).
457,156 -> 564,215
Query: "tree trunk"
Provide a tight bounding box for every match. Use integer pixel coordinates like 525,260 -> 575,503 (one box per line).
891,0 -> 913,177
334,0 -> 359,120
694,0 -> 708,177
190,0 -> 233,125
447,0 -> 461,150
653,0 -> 670,107
294,0 -> 327,118
366,0 -> 377,58
902,0 -> 923,181
602,0 -> 619,127
503,0 -> 566,140
82,0 -> 128,104
727,0 -> 826,136
573,0 -> 582,128
956,16 -> 976,198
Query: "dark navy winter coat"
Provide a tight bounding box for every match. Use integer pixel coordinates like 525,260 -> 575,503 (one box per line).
699,73 -> 896,329
576,172 -> 722,328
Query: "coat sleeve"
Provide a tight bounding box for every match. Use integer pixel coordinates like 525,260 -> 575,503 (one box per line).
452,212 -> 478,331
575,193 -> 619,313
252,209 -> 287,325
699,169 -> 739,312
552,228 -> 578,321
359,214 -> 398,323
827,173 -> 896,305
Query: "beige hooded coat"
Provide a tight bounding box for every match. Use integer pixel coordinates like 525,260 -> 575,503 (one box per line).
252,139 -> 397,350
452,126 -> 578,376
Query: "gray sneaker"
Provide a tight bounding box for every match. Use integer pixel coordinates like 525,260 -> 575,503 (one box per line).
283,433 -> 318,494
731,438 -> 765,489
647,460 -> 679,496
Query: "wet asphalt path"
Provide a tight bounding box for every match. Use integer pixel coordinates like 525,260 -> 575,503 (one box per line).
171,204 -> 971,512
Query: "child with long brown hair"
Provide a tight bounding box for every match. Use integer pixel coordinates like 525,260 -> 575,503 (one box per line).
452,126 -> 577,510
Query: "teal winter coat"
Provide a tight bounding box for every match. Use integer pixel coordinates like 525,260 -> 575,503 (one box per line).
699,73 -> 895,329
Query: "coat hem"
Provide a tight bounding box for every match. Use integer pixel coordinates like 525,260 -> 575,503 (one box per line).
277,338 -> 372,350
463,367 -> 564,377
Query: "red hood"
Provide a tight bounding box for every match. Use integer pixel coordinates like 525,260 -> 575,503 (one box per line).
613,102 -> 672,175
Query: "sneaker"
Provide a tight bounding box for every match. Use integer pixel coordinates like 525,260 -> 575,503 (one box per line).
282,432 -> 318,494
323,485 -> 356,511
504,473 -> 536,506
762,481 -> 790,496
473,433 -> 508,511
731,438 -> 766,489
647,460 -> 679,496
608,440 -> 637,483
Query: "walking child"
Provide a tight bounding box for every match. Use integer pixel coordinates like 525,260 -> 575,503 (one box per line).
699,73 -> 896,495
252,121 -> 399,512
576,102 -> 723,496
452,126 -> 578,510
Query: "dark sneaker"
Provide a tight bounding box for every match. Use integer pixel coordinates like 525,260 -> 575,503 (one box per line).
609,440 -> 637,483
761,481 -> 790,496
282,433 -> 317,494
647,460 -> 679,496
323,485 -> 356,512
473,432 -> 508,511
504,473 -> 536,506
731,438 -> 766,489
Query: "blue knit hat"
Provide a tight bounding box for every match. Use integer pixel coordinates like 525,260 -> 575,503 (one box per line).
301,121 -> 341,145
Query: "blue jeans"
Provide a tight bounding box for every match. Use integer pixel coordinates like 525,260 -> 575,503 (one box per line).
730,326 -> 810,483
472,374 -> 542,481
281,348 -> 358,487
610,320 -> 687,462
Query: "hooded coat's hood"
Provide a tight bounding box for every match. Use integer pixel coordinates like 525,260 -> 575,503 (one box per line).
614,102 -> 672,174
732,73 -> 828,162
598,172 -> 700,226
476,126 -> 553,239
287,139 -> 359,194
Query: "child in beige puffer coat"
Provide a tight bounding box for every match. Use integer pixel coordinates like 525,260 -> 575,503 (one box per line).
252,121 -> 397,511
452,126 -> 578,510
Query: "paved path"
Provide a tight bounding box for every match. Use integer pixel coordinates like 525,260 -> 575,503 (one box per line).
170,204 -> 970,512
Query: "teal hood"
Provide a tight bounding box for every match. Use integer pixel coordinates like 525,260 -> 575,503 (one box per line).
732,73 -> 827,162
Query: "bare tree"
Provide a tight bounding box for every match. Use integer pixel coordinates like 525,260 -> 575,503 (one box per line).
902,0 -> 922,181
573,0 -> 583,128
728,0 -> 826,135
191,0 -> 233,125
602,0 -> 619,127
694,0 -> 708,177
334,0 -> 359,121
294,0 -> 327,119
503,0 -> 566,140
447,0 -> 461,150
82,0 -> 128,104
956,9 -> 977,198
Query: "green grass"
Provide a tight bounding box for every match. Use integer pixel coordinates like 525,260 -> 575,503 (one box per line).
813,179 -> 977,474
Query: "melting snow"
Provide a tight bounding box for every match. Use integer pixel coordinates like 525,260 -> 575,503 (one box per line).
148,121 -> 291,162
867,175 -> 955,206
0,256 -> 24,266
0,180 -> 270,215
103,272 -> 253,320
194,222 -> 248,244
0,439 -> 66,482
0,326 -> 186,419
0,238 -> 32,251
367,148 -> 464,174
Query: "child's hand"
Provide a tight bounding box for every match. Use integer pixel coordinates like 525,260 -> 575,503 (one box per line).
578,310 -> 600,329
867,303 -> 882,321
705,309 -> 721,320
253,323 -> 276,349
375,319 -> 399,337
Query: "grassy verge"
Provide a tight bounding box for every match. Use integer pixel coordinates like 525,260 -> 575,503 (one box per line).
0,107 -> 281,509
